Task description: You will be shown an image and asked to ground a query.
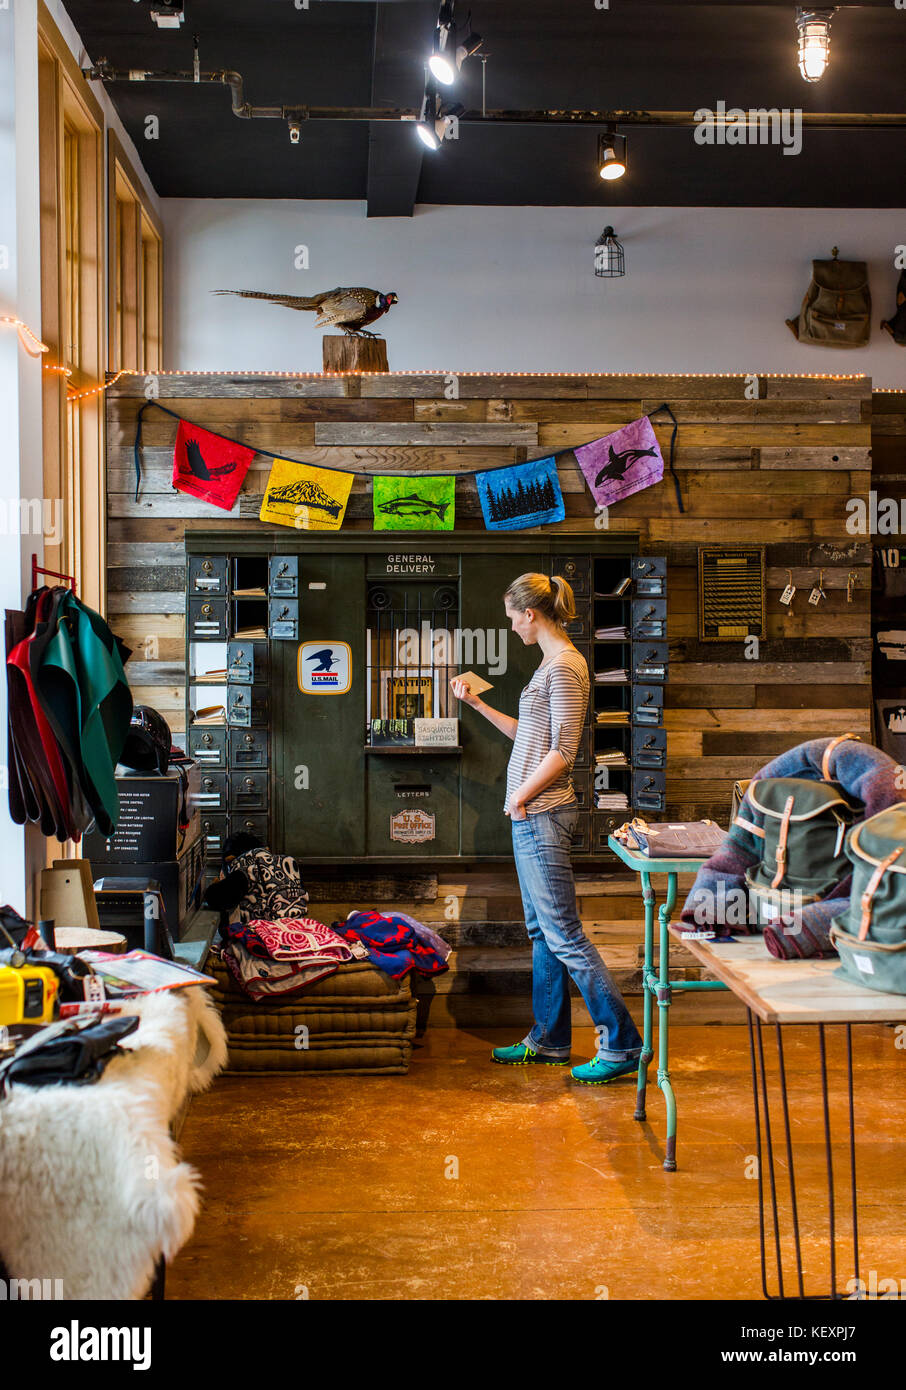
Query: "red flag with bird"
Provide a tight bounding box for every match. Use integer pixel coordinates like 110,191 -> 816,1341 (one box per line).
172,420 -> 257,511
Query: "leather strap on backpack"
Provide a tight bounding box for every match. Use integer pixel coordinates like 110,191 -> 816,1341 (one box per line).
859,847 -> 903,940
771,795 -> 796,889
821,732 -> 861,783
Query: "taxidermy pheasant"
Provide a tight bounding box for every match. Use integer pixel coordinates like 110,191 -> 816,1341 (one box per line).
213,287 -> 399,338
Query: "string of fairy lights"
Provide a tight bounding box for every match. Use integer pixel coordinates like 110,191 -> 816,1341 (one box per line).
3,313 -> 901,395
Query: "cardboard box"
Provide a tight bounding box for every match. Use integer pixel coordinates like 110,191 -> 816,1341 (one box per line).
83,765 -> 202,864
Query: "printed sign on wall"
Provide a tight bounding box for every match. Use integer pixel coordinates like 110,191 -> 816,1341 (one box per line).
297,641 -> 352,694
390,809 -> 436,843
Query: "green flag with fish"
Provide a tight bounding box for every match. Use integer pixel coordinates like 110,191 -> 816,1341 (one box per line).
372,475 -> 455,531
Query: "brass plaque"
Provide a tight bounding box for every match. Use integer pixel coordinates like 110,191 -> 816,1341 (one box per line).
698,547 -> 765,642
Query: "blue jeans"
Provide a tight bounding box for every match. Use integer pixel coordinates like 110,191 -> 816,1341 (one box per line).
511,804 -> 643,1062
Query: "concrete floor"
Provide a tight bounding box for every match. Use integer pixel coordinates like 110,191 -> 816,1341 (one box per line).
169,1023 -> 906,1301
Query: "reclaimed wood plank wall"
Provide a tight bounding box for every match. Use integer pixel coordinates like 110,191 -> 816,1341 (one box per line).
105,372 -> 874,830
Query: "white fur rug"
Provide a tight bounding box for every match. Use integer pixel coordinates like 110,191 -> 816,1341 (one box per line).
0,988 -> 227,1300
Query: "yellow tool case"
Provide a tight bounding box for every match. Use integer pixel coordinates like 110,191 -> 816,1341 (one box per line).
0,963 -> 59,1026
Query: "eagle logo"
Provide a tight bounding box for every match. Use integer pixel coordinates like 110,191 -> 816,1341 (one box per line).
305,648 -> 340,672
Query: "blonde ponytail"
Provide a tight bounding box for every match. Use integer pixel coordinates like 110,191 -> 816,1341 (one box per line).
504,572 -> 576,627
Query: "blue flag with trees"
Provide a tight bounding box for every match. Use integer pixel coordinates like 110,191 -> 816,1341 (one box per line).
475,455 -> 566,531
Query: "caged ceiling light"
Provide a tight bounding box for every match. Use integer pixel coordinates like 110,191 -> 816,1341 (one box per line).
594,226 -> 625,278
796,7 -> 836,83
597,128 -> 627,181
428,1 -> 482,85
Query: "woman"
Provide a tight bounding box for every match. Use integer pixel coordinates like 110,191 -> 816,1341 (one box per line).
452,572 -> 643,1084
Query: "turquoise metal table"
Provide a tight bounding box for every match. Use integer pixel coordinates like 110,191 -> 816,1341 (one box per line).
608,835 -> 728,1171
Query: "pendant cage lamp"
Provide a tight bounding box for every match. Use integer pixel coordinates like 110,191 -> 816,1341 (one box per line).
796,7 -> 835,83
594,226 -> 625,279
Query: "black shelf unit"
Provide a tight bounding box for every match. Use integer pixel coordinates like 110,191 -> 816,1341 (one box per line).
185,549 -> 299,870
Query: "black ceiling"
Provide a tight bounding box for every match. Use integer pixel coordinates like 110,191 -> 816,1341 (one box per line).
65,0 -> 906,210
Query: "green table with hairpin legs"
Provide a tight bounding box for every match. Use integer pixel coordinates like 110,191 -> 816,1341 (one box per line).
608,836 -> 729,1171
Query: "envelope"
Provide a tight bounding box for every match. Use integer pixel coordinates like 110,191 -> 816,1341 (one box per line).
450,670 -> 493,696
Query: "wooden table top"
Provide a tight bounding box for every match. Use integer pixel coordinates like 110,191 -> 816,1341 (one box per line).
668,928 -> 906,1025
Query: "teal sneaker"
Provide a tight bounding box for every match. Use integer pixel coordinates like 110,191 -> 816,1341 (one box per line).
571,1057 -> 639,1085
492,1044 -> 570,1066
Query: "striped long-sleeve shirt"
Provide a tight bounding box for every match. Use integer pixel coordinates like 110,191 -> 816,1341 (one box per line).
505,647 -> 589,814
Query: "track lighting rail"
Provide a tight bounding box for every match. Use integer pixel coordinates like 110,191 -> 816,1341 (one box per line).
77,64 -> 906,131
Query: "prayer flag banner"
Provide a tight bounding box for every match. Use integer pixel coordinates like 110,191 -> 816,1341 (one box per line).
475,455 -> 565,531
372,475 -> 455,530
259,459 -> 354,531
574,417 -> 664,508
172,420 -> 256,512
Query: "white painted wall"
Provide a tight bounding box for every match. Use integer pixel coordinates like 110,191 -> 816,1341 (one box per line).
162,200 -> 906,388
0,0 -> 44,912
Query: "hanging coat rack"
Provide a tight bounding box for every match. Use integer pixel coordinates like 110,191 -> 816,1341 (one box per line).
31,554 -> 77,594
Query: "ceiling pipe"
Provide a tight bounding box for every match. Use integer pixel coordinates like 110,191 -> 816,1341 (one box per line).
80,62 -> 906,128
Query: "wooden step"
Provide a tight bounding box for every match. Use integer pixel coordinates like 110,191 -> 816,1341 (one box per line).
418,944 -> 712,997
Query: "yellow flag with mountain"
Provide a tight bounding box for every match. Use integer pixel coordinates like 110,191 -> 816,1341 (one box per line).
259,458 -> 354,531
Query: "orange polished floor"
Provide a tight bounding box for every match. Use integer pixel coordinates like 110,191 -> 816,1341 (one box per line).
169,1024 -> 906,1301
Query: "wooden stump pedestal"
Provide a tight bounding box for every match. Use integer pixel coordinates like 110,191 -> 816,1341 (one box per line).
322,335 -> 389,373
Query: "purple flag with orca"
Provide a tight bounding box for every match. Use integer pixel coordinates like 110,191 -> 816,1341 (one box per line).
574,416 -> 664,508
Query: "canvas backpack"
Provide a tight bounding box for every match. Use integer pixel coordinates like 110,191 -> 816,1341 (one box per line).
830,805 -> 906,995
785,254 -> 871,348
740,734 -> 861,919
881,269 -> 906,347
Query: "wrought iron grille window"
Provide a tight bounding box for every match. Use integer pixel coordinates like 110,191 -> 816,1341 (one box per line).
366,580 -> 460,742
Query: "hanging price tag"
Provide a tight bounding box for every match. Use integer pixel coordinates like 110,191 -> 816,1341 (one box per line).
780,584 -> 796,606
83,974 -> 106,1004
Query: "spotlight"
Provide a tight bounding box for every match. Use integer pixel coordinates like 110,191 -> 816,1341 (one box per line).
454,28 -> 482,73
416,88 -> 444,150
428,3 -> 457,85
150,2 -> 185,28
415,90 -> 463,151
796,7 -> 835,83
428,3 -> 481,85
597,129 -> 627,181
288,121 -> 301,145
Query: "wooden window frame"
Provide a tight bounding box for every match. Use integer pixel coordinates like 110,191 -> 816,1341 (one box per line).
38,0 -> 105,614
107,130 -> 163,374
